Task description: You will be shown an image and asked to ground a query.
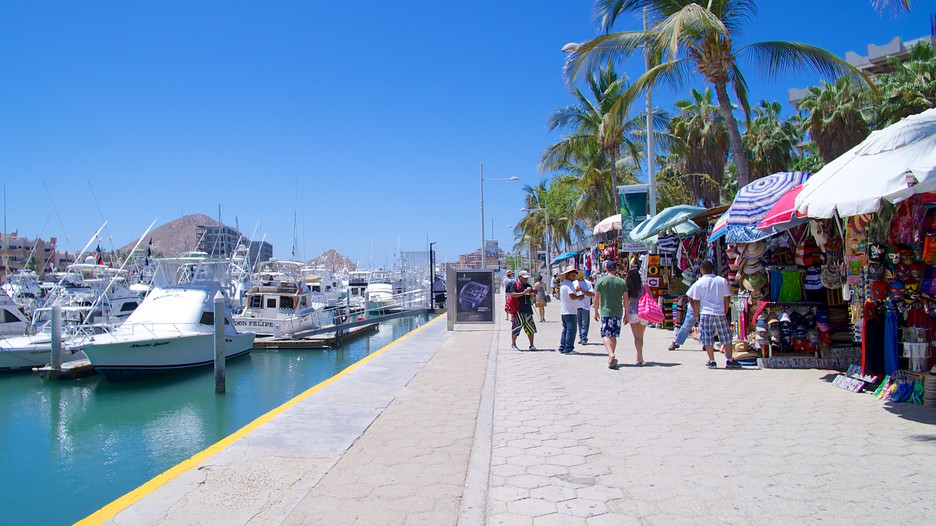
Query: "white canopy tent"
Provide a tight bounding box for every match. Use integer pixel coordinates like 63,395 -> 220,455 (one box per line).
795,107 -> 936,219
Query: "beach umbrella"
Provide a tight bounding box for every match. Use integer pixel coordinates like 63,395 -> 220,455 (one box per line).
592,214 -> 621,235
721,171 -> 811,243
629,205 -> 706,242
796,107 -> 936,218
757,184 -> 807,233
708,210 -> 730,242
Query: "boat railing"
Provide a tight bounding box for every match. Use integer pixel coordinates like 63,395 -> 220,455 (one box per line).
114,321 -> 203,339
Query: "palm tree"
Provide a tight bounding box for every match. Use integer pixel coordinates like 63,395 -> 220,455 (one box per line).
798,78 -> 874,163
871,0 -> 914,14
565,0 -> 873,189
743,100 -> 799,179
540,64 -> 649,206
876,41 -> 936,127
669,87 -> 729,207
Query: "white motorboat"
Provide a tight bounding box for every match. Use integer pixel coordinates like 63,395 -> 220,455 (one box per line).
80,256 -> 254,381
232,260 -> 325,338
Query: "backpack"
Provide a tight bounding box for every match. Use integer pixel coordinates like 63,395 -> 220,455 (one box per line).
505,282 -> 521,316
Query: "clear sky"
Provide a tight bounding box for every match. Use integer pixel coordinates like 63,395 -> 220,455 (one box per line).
0,1 -> 930,267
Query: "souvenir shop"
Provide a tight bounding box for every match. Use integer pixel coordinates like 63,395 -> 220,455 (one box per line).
725,195 -> 936,406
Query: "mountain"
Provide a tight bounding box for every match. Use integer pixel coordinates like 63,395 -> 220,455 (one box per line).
306,249 -> 357,273
118,214 -> 224,256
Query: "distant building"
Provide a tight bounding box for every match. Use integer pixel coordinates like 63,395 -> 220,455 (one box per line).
457,247 -> 507,269
0,233 -> 77,278
248,240 -> 273,266
195,224 -> 244,258
789,34 -> 936,108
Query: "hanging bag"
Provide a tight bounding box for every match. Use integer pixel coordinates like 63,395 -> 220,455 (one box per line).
638,290 -> 666,324
505,283 -> 520,316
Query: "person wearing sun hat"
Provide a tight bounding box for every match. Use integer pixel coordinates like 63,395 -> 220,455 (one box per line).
507,270 -> 537,351
557,265 -> 585,354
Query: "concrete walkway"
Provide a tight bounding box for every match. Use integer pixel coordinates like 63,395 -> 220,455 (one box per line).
100,297 -> 936,525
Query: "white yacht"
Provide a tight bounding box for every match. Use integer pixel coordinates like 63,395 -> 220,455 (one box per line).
80,256 -> 254,381
232,260 -> 325,338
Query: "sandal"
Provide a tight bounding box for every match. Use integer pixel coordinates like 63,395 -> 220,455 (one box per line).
608,358 -> 619,370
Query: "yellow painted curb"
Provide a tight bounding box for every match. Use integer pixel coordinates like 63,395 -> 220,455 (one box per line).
76,315 -> 443,525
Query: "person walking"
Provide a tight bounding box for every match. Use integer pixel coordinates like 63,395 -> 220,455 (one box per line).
502,270 -> 517,321
533,275 -> 547,322
575,274 -> 594,344
668,298 -> 697,350
508,270 -> 537,351
557,266 -> 585,354
592,260 -> 628,369
686,260 -> 740,368
432,276 -> 446,309
622,267 -> 649,366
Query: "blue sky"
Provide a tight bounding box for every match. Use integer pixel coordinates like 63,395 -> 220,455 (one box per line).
0,1 -> 930,267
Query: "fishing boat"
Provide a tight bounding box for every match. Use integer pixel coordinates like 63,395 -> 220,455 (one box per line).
80,256 -> 254,381
232,260 -> 325,338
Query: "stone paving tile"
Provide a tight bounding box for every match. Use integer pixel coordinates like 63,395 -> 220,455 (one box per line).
486,300 -> 936,525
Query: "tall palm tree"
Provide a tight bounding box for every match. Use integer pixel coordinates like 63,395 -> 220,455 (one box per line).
871,0 -> 914,14
669,87 -> 729,207
743,100 -> 799,179
798,78 -> 874,163
540,64 -> 649,204
565,0 -> 873,189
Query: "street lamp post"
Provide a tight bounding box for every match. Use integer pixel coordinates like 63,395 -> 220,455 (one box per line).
521,207 -> 566,291
563,35 -> 656,215
479,162 -> 519,269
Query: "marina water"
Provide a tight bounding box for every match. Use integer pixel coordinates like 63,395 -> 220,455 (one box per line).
0,314 -> 434,526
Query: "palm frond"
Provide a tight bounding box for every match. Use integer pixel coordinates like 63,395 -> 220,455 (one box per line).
729,63 -> 753,123
563,31 -> 650,84
654,3 -> 729,60
738,41 -> 879,94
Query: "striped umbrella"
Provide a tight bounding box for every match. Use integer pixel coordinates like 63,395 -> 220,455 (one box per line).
722,171 -> 811,243
708,210 -> 731,242
757,184 -> 807,233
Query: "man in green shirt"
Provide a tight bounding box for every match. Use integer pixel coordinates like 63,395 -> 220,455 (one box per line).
593,260 -> 628,369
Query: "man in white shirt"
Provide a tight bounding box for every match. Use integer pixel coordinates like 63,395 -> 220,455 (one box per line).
686,260 -> 740,369
557,266 -> 585,354
575,275 -> 594,344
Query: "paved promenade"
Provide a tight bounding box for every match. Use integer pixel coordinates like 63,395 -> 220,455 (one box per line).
97,297 -> 936,525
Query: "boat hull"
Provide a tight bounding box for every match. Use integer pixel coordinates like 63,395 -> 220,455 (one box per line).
84,333 -> 255,382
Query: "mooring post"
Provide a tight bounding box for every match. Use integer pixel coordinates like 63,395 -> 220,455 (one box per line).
363,290 -> 370,320
213,291 -> 226,394
50,303 -> 62,371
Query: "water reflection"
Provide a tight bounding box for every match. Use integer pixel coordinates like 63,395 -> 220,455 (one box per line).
0,314 -> 432,526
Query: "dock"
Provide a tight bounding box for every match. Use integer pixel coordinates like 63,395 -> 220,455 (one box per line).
34,358 -> 96,380
253,322 -> 379,349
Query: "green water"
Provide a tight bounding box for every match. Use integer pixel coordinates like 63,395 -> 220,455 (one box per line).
0,314 -> 433,526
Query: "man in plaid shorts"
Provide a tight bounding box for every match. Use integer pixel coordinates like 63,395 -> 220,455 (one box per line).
686,260 -> 741,369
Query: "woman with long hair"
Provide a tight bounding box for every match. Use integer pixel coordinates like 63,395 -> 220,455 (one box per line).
622,267 -> 648,365
533,274 -> 547,322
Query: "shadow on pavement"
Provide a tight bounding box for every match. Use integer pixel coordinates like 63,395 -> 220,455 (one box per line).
882,402 -> 936,425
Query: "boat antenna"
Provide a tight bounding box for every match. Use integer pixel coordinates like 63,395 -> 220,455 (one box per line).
41,180 -> 74,253
82,219 -> 157,325
34,221 -> 108,320
22,214 -> 51,271
86,179 -> 118,259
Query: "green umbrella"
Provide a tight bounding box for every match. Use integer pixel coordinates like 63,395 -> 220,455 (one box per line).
628,205 -> 707,242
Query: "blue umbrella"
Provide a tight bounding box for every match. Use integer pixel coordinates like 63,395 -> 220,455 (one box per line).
629,205 -> 707,242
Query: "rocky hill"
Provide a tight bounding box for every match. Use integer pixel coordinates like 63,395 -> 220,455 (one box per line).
119,214 -> 224,256
306,249 -> 356,273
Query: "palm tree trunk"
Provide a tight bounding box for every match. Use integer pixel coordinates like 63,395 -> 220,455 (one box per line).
713,80 -> 750,189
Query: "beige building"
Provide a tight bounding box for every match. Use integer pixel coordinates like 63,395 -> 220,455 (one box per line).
0,233 -> 77,278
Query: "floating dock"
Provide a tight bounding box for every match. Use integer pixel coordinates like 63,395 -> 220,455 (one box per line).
253,322 -> 380,349
34,358 -> 97,380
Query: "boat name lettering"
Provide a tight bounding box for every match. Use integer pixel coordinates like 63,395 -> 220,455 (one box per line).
129,341 -> 170,348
